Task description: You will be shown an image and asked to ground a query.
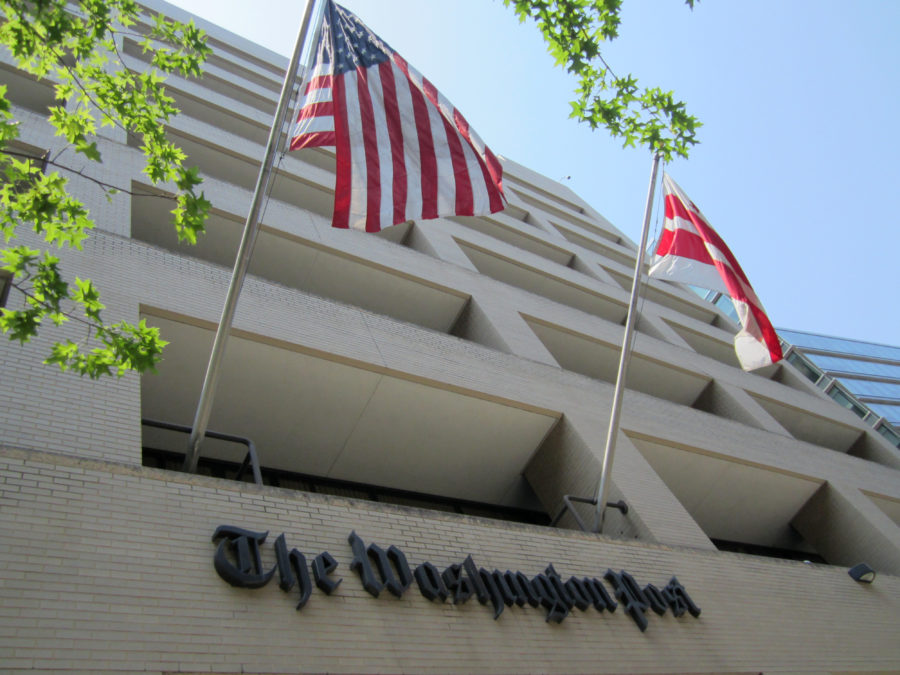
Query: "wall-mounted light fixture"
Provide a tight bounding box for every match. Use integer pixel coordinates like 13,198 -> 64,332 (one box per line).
847,563 -> 876,583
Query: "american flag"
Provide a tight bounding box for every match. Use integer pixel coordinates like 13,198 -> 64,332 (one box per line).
649,174 -> 783,370
290,0 -> 505,232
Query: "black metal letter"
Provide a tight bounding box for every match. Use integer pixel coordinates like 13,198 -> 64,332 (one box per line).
442,563 -> 474,604
365,544 -> 413,598
605,569 -> 650,631
563,577 -> 591,611
273,533 -> 312,609
498,571 -> 528,608
348,531 -> 382,597
415,562 -> 449,602
312,551 -> 342,595
211,525 -> 276,589
513,571 -> 540,608
581,577 -> 617,613
477,568 -> 506,620
545,565 -> 575,613
530,574 -> 569,623
462,555 -> 489,605
490,571 -> 518,609
663,576 -> 701,618
642,583 -> 668,616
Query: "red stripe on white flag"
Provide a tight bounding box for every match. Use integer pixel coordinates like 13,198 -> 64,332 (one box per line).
649,174 -> 783,370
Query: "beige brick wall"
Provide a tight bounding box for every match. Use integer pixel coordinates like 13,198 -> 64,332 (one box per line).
3,5 -> 900,673
1,446 -> 899,675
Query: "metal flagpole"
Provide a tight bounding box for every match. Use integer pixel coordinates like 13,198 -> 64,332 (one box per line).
593,152 -> 662,532
280,2 -> 326,156
184,0 -> 320,473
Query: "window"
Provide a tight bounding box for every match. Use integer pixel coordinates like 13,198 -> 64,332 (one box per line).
713,294 -> 739,323
0,270 -> 11,308
787,352 -> 822,384
141,447 -> 551,526
876,423 -> 900,448
808,354 -> 900,379
778,329 -> 900,362
841,379 -> 900,400
827,386 -> 867,418
867,403 -> 900,426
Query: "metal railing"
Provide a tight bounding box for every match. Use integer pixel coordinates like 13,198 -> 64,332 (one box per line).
141,418 -> 263,487
550,495 -> 628,533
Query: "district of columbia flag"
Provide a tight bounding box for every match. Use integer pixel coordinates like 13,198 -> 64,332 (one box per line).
289,0 -> 505,232
648,173 -> 783,371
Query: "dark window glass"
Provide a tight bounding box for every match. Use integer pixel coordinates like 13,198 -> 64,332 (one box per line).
0,271 -> 11,308
876,423 -> 900,448
787,352 -> 820,383
827,387 -> 867,418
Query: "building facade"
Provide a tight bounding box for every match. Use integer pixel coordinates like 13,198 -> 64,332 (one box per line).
779,329 -> 900,449
693,293 -> 900,449
2,2 -> 900,673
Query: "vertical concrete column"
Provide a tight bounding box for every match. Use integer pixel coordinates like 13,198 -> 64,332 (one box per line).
696,382 -> 793,437
567,254 -> 623,289
792,480 -> 900,576
99,34 -> 130,146
404,220 -> 479,271
51,42 -> 133,235
452,292 -> 559,367
601,430 -> 717,549
525,408 -> 716,550
632,312 -> 696,349
64,136 -> 140,238
513,203 -> 568,240
0,229 -> 144,464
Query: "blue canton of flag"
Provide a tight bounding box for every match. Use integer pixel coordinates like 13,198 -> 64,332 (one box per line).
290,0 -> 505,232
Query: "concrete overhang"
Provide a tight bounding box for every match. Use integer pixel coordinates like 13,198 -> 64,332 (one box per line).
132,191 -> 467,334
140,314 -> 560,507
629,434 -> 823,550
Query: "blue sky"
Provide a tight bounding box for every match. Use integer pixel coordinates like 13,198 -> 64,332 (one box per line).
165,0 -> 900,347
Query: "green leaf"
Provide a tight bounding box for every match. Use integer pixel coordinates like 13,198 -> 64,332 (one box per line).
75,140 -> 102,161
503,0 -> 700,161
0,0 -> 211,378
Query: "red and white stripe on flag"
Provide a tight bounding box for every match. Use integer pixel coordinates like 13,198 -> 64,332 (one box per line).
289,1 -> 504,232
648,174 -> 783,370
291,63 -> 336,149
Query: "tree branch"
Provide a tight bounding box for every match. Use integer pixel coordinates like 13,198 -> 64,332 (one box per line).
1,149 -> 180,201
